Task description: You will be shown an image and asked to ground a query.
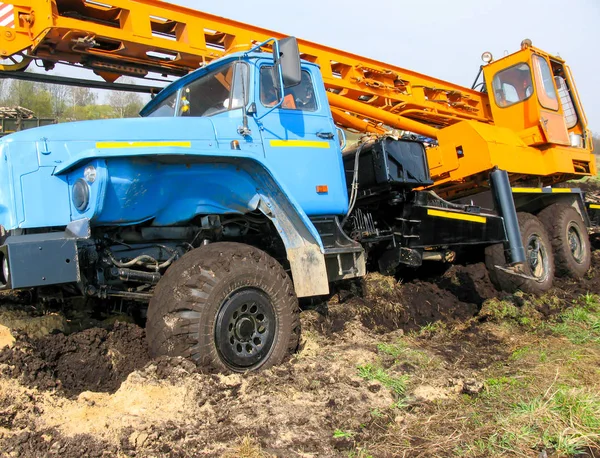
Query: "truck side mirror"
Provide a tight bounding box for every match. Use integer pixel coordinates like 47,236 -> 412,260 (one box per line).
273,37 -> 301,90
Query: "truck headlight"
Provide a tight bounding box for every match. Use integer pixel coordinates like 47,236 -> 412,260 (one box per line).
73,178 -> 90,212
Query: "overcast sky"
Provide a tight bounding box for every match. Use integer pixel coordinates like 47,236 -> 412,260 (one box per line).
158,0 -> 599,133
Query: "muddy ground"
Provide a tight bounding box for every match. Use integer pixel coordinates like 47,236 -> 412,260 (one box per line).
0,251 -> 599,457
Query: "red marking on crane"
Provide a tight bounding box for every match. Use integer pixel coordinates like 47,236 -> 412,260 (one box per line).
0,3 -> 15,29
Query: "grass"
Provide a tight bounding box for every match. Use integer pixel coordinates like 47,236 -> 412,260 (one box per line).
377,341 -> 441,369
221,435 -> 270,458
333,429 -> 355,439
548,294 -> 600,344
361,292 -> 600,458
508,386 -> 600,455
357,364 -> 409,397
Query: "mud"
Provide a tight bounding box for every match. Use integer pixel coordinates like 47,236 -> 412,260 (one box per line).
552,250 -> 600,297
1,251 -> 599,456
0,322 -> 149,396
323,262 -> 494,335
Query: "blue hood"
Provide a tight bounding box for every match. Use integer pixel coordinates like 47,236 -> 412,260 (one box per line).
3,117 -> 219,171
0,117 -> 221,230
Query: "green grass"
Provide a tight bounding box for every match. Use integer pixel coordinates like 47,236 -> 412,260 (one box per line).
418,321 -> 446,334
357,293 -> 600,457
376,342 -> 406,359
377,341 -> 440,369
547,295 -> 600,344
357,364 -> 409,396
509,346 -> 532,361
509,386 -> 600,455
333,429 -> 355,439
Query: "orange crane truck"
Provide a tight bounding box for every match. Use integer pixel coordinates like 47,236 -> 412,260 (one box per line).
0,0 -> 594,370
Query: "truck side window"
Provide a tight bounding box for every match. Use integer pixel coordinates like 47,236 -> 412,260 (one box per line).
492,63 -> 533,108
260,67 -> 317,112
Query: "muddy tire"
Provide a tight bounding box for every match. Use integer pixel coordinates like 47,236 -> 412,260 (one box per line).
146,242 -> 300,373
537,204 -> 591,278
485,213 -> 554,294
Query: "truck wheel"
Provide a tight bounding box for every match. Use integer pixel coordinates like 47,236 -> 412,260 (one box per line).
146,242 -> 300,373
485,213 -> 554,294
537,204 -> 591,278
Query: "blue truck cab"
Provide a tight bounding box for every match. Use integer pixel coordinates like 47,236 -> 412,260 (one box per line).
0,37 -> 525,372
0,46 -> 361,296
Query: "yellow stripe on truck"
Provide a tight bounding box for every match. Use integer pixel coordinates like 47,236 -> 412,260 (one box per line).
511,187 -> 543,193
96,141 -> 192,149
589,204 -> 600,210
511,187 -> 575,194
270,140 -> 330,149
427,209 -> 487,224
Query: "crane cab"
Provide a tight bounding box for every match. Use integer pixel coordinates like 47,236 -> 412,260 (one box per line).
483,41 -> 591,152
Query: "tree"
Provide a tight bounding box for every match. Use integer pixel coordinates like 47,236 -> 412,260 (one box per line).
46,83 -> 71,119
70,86 -> 96,107
64,104 -> 117,121
3,80 -> 53,117
107,90 -> 144,118
593,133 -> 600,154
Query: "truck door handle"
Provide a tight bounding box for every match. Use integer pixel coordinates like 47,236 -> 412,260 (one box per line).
317,132 -> 335,140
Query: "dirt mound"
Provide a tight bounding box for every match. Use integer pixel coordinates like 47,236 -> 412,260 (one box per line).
553,250 -> 600,299
434,262 -> 499,305
324,265 -> 493,335
0,322 -> 149,396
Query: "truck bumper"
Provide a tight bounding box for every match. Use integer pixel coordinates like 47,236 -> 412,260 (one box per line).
0,232 -> 81,290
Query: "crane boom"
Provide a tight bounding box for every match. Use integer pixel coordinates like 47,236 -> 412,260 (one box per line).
0,0 -> 488,138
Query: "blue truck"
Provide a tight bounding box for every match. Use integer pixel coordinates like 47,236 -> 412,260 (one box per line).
0,38 -> 540,372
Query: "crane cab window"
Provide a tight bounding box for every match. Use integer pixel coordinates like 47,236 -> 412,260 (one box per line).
532,55 -> 559,111
555,75 -> 578,128
492,63 -> 533,108
260,67 -> 317,112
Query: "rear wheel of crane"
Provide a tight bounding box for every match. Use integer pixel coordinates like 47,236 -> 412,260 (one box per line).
537,204 -> 591,278
485,213 -> 554,294
146,242 -> 300,373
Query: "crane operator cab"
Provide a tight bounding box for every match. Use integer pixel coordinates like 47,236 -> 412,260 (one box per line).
483,39 -> 591,151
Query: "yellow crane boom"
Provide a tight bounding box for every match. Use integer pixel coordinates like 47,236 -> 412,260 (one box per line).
0,0 -> 488,136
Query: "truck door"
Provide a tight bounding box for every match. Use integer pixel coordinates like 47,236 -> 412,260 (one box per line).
255,65 -> 349,217
484,49 -> 570,146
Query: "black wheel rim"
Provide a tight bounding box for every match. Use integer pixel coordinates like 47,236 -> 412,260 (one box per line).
215,288 -> 276,371
526,232 -> 550,283
567,222 -> 585,264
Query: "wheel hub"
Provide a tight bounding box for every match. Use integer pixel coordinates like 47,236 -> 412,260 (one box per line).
235,316 -> 256,341
526,233 -> 548,282
215,288 -> 276,371
567,223 -> 584,264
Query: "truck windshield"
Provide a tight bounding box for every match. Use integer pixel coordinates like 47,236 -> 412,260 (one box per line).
146,61 -> 248,117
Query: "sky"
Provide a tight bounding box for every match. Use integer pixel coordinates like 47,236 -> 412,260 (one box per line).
60,0 -> 600,132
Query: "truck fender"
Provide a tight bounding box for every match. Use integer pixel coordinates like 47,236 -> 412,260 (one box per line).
240,159 -> 330,298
